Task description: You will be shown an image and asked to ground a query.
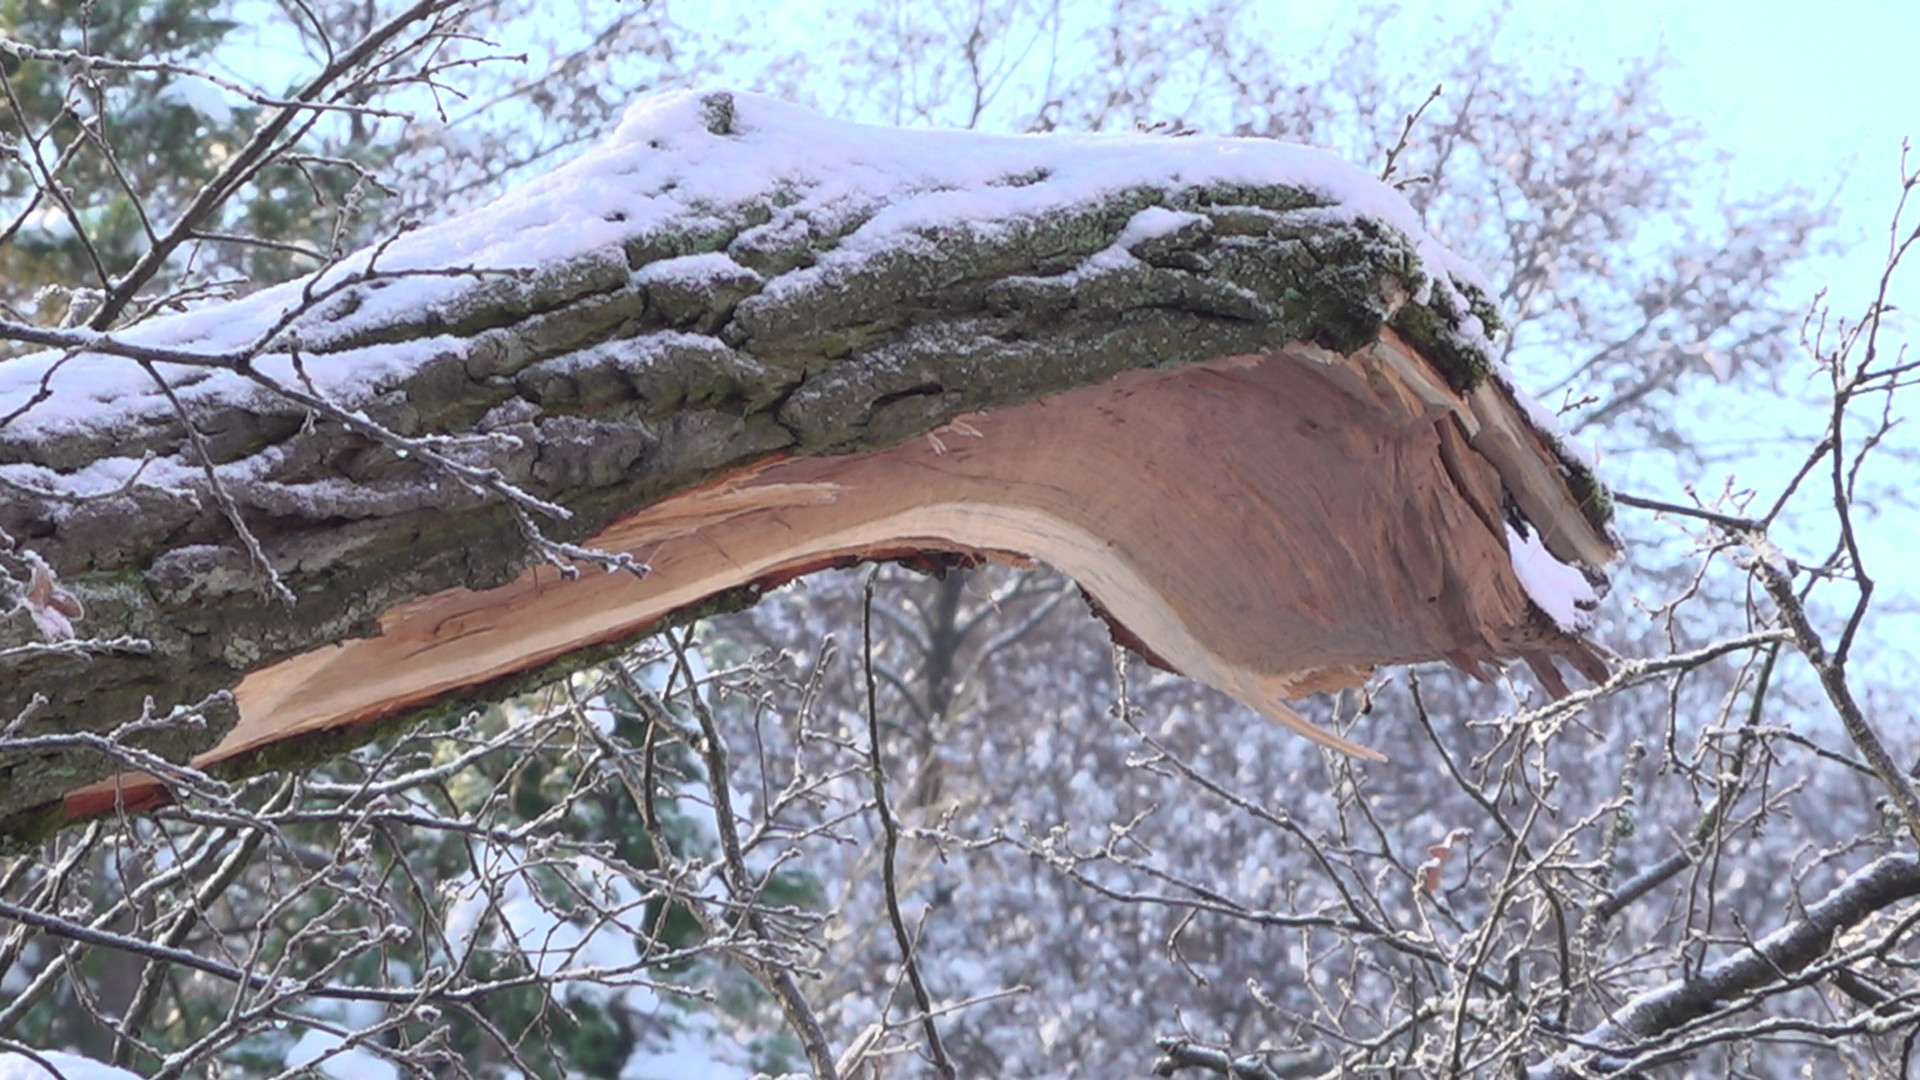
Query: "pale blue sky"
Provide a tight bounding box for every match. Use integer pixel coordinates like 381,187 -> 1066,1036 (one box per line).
1426,0 -> 1915,311
1253,0 -> 1915,317
1542,0 -> 1920,663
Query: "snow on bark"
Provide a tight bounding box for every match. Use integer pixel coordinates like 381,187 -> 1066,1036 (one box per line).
2,90 -> 1498,446
1506,522 -> 1601,633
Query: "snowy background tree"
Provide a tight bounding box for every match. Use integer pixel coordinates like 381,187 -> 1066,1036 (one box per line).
2,2 -> 1917,1078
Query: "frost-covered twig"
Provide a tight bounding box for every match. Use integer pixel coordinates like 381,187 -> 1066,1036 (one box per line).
862,568 -> 957,1079
661,630 -> 843,1080
87,0 -> 473,330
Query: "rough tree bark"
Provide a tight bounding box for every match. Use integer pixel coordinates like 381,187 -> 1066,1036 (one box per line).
0,92 -> 1615,840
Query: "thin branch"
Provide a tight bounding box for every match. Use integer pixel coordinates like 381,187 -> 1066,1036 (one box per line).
1379,82 -> 1442,186
862,569 -> 957,1080
88,0 -> 468,329
1749,535 -> 1920,847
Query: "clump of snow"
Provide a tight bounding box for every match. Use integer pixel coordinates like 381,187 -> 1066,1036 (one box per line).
0,1050 -> 143,1080
1506,523 -> 1599,633
633,251 -> 758,287
1115,206 -> 1208,247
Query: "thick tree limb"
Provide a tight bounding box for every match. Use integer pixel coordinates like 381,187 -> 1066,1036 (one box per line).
1533,853 -> 1920,1079
0,92 -> 1616,835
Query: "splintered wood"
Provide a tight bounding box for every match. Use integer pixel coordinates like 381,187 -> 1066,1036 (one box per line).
68,333 -> 1614,816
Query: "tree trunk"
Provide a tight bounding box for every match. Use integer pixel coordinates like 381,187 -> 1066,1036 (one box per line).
0,91 -> 1615,838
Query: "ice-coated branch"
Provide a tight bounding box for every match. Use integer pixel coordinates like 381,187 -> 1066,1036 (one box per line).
1533,853 -> 1920,1079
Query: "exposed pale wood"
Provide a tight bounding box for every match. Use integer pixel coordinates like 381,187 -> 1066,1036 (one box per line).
1364,334 -> 1611,569
67,338 -> 1613,818
1464,382 -> 1616,569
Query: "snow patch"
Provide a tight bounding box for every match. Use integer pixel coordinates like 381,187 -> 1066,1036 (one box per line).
285,1029 -> 399,1080
1506,523 -> 1598,633
633,251 -> 756,286
0,1050 -> 143,1080
1116,205 -> 1208,247
623,1030 -> 755,1080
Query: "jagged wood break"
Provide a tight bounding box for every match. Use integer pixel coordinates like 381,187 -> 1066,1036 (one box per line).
0,92 -> 1616,833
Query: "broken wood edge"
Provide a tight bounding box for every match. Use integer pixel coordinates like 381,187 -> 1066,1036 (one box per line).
1364,330 -> 1617,570
52,337 -> 1614,823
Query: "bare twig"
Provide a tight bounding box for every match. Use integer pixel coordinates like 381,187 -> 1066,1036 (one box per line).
862,568 -> 957,1079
